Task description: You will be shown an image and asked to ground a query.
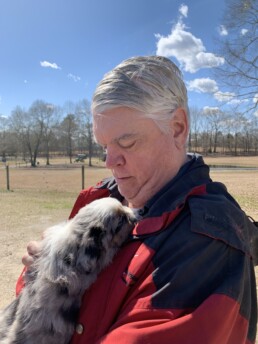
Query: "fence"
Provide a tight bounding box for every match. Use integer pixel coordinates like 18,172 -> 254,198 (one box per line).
2,165 -> 86,191
0,164 -> 111,193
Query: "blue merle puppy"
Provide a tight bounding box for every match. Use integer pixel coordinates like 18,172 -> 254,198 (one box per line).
0,198 -> 137,344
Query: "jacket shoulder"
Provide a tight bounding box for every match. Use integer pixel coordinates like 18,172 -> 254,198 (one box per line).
69,177 -> 115,219
188,190 -> 255,258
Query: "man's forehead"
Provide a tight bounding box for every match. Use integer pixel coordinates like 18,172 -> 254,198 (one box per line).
93,113 -> 143,139
93,107 -> 146,121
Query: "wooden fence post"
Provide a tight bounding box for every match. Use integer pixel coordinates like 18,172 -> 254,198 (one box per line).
81,165 -> 85,190
6,165 -> 10,190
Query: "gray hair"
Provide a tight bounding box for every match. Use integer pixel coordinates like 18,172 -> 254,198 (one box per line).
91,56 -> 189,133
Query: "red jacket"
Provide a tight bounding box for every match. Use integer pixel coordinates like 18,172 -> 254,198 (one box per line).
16,155 -> 257,343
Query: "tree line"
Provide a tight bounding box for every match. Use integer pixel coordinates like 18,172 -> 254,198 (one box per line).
188,107 -> 258,155
0,99 -> 258,168
0,99 -> 102,167
188,0 -> 257,156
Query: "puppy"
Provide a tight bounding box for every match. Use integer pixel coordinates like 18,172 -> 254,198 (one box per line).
0,197 -> 136,344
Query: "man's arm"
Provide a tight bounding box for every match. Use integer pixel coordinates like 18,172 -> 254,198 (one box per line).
99,293 -> 255,344
97,233 -> 257,344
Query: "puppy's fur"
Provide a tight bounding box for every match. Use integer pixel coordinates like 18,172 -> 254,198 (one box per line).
0,198 -> 136,344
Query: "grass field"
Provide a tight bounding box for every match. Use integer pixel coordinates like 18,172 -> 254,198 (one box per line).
0,155 -> 258,339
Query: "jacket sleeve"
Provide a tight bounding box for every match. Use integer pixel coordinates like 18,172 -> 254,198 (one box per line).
98,294 -> 255,344
68,186 -> 110,219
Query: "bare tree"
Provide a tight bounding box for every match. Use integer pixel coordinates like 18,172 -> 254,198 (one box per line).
42,104 -> 60,165
188,107 -> 204,153
214,0 -> 258,112
9,101 -> 58,167
75,99 -> 94,167
202,108 -> 229,153
249,114 -> 258,153
59,114 -> 78,163
30,100 -> 61,165
0,115 -> 9,159
10,106 -> 41,167
226,111 -> 248,154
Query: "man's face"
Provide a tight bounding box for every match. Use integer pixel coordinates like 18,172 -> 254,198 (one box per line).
93,107 -> 185,208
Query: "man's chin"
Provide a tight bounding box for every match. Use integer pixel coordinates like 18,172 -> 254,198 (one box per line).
117,186 -> 134,200
118,186 -> 137,202
118,188 -> 145,209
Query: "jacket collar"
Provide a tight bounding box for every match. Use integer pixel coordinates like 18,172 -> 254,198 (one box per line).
132,184 -> 207,236
141,153 -> 211,218
101,154 -> 212,236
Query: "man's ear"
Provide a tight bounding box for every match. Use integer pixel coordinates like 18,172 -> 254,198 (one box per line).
170,108 -> 189,148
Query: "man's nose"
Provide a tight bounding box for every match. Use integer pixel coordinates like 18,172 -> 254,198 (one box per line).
105,148 -> 125,168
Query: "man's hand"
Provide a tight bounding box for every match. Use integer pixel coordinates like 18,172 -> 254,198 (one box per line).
22,241 -> 42,267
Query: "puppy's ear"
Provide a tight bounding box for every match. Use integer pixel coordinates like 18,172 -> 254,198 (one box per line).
88,226 -> 105,245
75,226 -> 105,274
45,250 -> 73,281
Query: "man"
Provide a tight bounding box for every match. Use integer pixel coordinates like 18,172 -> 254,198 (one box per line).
19,56 -> 257,343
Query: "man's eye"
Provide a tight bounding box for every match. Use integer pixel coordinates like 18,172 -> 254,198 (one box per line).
119,141 -> 136,149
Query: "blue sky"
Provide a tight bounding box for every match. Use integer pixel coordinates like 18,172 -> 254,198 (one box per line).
1,0 -> 236,117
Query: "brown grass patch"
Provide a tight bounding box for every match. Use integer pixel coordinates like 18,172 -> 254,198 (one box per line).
204,155 -> 258,168
210,170 -> 258,219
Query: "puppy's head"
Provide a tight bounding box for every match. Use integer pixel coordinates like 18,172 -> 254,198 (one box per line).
63,197 -> 137,277
76,197 -> 137,248
44,198 -> 137,293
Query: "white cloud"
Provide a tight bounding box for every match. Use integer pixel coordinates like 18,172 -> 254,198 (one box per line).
218,25 -> 228,36
187,78 -> 219,93
213,91 -> 248,105
155,15 -> 224,73
214,91 -> 235,102
40,60 -> 61,70
187,78 -> 250,106
67,73 -> 81,82
179,4 -> 188,18
229,98 -> 248,105
253,93 -> 258,104
241,28 -> 248,35
203,106 -> 220,114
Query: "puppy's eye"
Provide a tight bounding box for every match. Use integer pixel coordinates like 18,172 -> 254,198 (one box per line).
114,214 -> 129,233
84,246 -> 101,259
63,254 -> 73,266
